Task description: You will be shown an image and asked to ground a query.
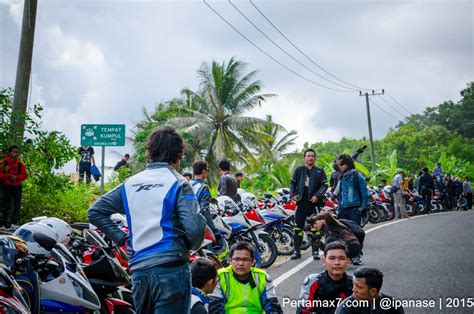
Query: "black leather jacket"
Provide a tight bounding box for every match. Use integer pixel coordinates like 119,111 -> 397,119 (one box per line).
290,165 -> 327,203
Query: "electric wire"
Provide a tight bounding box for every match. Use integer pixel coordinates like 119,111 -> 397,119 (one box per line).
249,0 -> 371,91
203,0 -> 356,93
378,94 -> 408,118
370,97 -> 403,123
385,90 -> 414,115
229,0 -> 356,92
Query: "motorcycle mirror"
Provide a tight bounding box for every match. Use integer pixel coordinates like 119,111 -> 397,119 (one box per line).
33,232 -> 57,251
210,198 -> 218,205
264,193 -> 273,199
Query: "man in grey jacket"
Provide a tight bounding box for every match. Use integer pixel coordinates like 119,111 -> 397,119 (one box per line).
88,127 -> 206,313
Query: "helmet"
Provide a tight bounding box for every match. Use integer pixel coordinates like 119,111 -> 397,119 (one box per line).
13,222 -> 59,255
217,196 -> 239,212
0,235 -> 28,269
206,236 -> 229,264
34,217 -> 72,245
110,213 -> 128,228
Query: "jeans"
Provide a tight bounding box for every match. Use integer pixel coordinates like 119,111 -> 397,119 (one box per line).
2,186 -> 22,226
131,262 -> 191,314
78,163 -> 91,183
338,206 -> 361,226
393,193 -> 407,218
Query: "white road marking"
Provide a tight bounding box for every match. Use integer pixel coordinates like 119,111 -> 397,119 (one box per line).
272,212 -> 448,287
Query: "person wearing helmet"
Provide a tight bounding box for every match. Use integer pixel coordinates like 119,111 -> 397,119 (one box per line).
190,257 -> 218,314
209,241 -> 282,313
88,126 -> 206,314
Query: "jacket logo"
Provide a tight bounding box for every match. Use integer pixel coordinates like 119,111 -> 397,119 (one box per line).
132,183 -> 164,192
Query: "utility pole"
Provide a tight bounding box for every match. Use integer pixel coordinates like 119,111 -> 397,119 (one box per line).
359,89 -> 384,164
11,0 -> 38,144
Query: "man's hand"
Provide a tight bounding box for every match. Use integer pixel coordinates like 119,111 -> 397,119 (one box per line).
311,196 -> 318,203
10,174 -> 17,182
291,195 -> 299,202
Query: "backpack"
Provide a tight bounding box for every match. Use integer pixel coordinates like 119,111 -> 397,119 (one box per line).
340,218 -> 365,245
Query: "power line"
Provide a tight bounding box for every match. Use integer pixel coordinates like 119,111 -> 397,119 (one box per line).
228,0 -> 356,92
203,0 -> 356,93
249,0 -> 371,91
385,90 -> 414,115
378,94 -> 408,118
370,97 -> 403,123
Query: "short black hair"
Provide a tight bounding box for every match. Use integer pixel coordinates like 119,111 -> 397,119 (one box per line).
191,257 -> 217,289
218,160 -> 231,171
336,154 -> 355,170
193,160 -> 208,175
354,267 -> 383,292
146,127 -> 184,164
304,148 -> 316,157
124,154 -> 130,158
183,172 -> 192,178
235,172 -> 244,178
324,241 -> 348,257
229,241 -> 255,259
8,145 -> 18,152
423,167 -> 429,172
380,179 -> 387,183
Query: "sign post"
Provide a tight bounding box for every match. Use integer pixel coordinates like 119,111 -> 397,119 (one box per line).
80,124 -> 126,194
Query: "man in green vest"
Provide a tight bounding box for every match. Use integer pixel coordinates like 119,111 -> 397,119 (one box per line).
209,241 -> 282,313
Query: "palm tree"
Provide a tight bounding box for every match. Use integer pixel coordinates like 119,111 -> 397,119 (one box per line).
168,57 -> 276,168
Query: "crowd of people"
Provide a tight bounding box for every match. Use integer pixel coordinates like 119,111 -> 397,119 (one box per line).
0,126 -> 471,313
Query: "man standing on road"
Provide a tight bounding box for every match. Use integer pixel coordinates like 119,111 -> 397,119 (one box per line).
77,145 -> 95,184
88,127 -> 206,313
191,160 -> 219,237
0,146 -> 27,229
463,176 -> 472,209
391,170 -> 408,219
290,148 -> 327,260
419,167 -> 435,214
297,241 -> 353,314
209,241 -> 283,313
218,160 -> 239,203
235,172 -> 244,189
336,267 -> 404,313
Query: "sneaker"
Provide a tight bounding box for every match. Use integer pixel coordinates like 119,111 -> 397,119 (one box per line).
312,252 -> 320,260
290,251 -> 301,260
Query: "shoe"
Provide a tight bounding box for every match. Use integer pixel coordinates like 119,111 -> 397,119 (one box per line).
290,251 -> 301,260
312,251 -> 320,260
351,256 -> 362,265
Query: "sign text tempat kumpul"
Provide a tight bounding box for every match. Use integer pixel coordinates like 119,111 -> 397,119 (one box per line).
80,124 -> 126,146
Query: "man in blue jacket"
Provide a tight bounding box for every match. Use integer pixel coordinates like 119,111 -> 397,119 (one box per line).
88,126 -> 206,313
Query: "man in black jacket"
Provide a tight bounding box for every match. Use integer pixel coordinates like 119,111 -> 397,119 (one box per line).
290,148 -> 327,260
419,167 -> 435,214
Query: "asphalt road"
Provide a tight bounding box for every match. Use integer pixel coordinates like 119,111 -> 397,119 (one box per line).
266,211 -> 474,314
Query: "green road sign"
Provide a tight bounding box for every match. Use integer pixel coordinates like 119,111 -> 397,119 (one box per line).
81,124 -> 126,146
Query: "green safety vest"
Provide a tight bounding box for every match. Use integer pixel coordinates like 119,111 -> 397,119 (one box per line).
218,266 -> 267,314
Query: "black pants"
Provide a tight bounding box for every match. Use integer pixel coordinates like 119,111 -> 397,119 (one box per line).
422,192 -> 432,213
2,186 -> 22,226
79,163 -> 92,184
326,236 -> 361,259
447,193 -> 456,210
467,193 -> 473,209
294,201 -> 318,253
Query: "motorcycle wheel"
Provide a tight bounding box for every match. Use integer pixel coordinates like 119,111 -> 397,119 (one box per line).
258,233 -> 278,268
369,207 -> 382,223
272,227 -> 294,256
360,211 -> 369,228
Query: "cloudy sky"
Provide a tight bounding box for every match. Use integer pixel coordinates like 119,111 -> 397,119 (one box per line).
1,0 -> 472,174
